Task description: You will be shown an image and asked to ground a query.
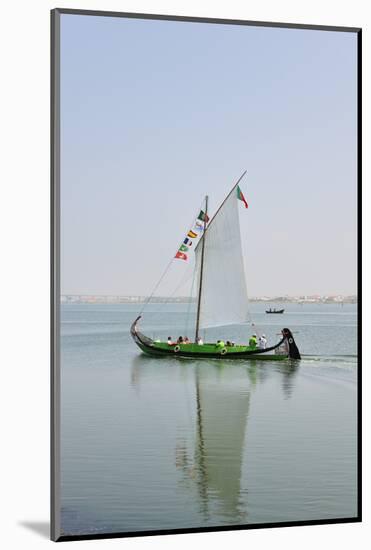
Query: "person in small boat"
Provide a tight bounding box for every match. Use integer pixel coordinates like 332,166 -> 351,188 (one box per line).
249,334 -> 257,348
197,337 -> 204,345
259,334 -> 267,349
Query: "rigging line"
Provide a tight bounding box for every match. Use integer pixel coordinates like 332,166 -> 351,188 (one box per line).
147,266 -> 195,339
138,257 -> 174,316
138,198 -> 206,317
156,262 -> 194,315
153,265 -> 196,336
168,263 -> 194,298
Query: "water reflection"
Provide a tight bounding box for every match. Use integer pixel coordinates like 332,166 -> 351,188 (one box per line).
276,360 -> 300,399
194,365 -> 250,522
130,356 -> 300,524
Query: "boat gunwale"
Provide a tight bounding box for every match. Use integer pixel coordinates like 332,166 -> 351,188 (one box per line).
130,316 -> 291,360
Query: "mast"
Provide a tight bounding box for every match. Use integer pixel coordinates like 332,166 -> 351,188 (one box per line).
195,195 -> 208,342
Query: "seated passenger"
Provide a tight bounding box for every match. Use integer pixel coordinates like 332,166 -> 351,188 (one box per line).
215,340 -> 225,349
177,336 -> 184,344
167,336 -> 172,345
259,334 -> 267,349
249,334 -> 257,348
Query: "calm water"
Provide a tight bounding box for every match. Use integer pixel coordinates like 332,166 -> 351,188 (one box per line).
60,303 -> 358,536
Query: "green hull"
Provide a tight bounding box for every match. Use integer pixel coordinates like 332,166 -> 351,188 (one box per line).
130,317 -> 301,361
146,341 -> 288,360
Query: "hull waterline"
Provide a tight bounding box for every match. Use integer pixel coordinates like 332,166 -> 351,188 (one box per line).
130,317 -> 301,361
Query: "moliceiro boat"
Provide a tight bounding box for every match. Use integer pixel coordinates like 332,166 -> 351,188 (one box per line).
131,319 -> 300,360
131,171 -> 301,361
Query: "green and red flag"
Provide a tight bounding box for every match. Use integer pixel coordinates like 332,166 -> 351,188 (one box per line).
197,210 -> 210,223
237,186 -> 248,208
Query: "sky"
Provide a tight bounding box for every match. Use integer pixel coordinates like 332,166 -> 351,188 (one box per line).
60,13 -> 357,297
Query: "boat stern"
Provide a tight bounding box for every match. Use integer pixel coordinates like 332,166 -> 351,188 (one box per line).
282,328 -> 301,359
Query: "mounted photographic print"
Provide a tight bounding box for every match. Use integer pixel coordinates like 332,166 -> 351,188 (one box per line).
51,8 -> 361,542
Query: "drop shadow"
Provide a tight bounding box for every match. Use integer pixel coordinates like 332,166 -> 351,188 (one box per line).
18,521 -> 50,539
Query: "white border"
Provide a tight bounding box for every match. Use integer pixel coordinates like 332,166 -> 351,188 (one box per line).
0,1 -> 368,548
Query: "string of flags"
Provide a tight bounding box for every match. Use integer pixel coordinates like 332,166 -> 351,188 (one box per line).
174,185 -> 247,262
175,210 -> 209,261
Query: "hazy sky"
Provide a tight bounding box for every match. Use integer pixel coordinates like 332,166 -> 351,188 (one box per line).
60,14 -> 357,297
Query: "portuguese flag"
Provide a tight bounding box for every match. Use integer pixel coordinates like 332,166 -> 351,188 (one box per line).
237,186 -> 248,208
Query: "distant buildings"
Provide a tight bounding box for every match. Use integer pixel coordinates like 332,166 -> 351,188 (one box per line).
61,294 -> 357,304
250,294 -> 357,304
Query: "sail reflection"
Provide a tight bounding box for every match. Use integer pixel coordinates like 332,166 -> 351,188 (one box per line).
192,364 -> 250,523
130,356 -> 300,524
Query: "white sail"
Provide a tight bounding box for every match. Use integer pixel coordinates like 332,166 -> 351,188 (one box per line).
195,186 -> 249,329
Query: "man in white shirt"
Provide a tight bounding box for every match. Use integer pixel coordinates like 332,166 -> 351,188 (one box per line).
259,334 -> 267,349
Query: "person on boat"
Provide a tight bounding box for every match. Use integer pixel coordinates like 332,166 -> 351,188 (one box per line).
249,334 -> 257,348
177,336 -> 184,344
197,337 -> 204,345
259,334 -> 267,349
183,337 -> 190,344
216,340 -> 225,349
167,336 -> 172,346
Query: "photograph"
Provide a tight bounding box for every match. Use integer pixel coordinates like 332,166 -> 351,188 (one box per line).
52,8 -> 360,541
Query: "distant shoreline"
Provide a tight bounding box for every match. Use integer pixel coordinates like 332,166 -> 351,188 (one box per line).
61,295 -> 357,305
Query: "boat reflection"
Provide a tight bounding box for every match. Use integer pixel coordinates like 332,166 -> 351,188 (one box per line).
130,356 -> 300,524
276,360 -> 300,399
193,364 -> 250,522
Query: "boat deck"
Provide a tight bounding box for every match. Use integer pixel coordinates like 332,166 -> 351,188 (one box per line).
154,342 -> 256,353
145,341 -> 287,360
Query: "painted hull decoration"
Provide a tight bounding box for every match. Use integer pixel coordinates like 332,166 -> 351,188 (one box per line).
131,317 -> 300,360
131,171 -> 301,361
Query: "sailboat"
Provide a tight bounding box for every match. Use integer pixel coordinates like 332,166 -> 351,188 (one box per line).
131,172 -> 301,360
